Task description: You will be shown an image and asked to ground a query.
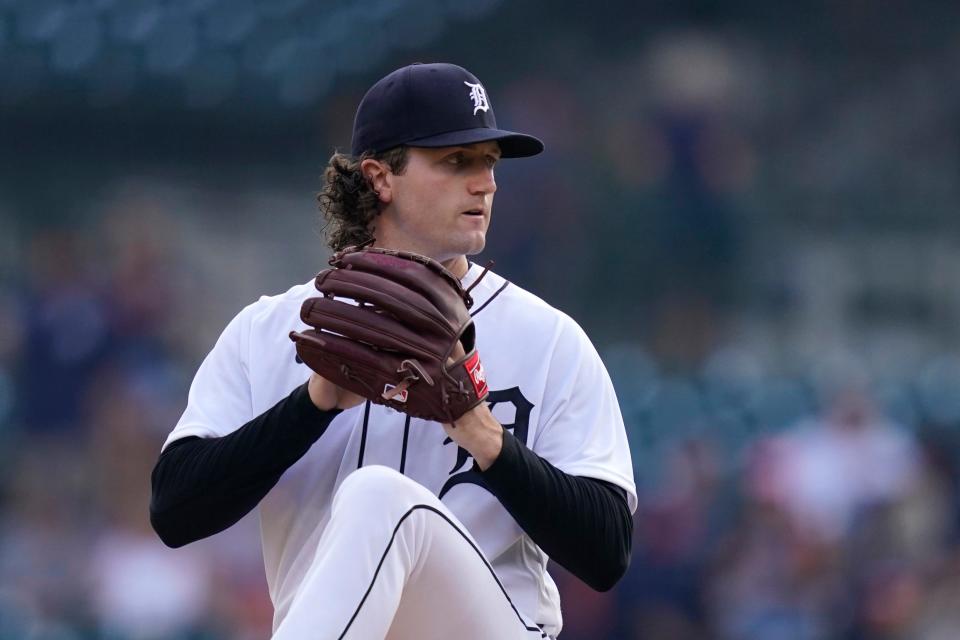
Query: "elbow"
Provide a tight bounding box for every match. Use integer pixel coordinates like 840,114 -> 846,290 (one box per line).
150,506 -> 188,549
149,497 -> 195,549
584,547 -> 632,592
584,509 -> 634,592
149,450 -> 195,548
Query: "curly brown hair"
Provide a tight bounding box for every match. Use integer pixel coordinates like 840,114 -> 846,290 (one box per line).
317,146 -> 409,251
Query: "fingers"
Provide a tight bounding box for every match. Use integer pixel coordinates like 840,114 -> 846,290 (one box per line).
449,340 -> 466,362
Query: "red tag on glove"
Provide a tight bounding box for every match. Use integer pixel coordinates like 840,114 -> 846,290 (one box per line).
463,351 -> 488,398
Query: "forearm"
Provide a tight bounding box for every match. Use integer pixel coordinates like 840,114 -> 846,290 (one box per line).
479,430 -> 633,591
150,383 -> 341,547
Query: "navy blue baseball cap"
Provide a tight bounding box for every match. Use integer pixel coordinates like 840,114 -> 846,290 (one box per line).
350,62 -> 544,158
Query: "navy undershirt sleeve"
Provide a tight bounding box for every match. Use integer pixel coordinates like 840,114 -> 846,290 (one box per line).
478,429 -> 633,592
149,382 -> 340,548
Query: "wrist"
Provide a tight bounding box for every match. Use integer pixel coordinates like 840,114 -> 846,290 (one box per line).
307,373 -> 365,411
446,405 -> 503,470
307,375 -> 336,411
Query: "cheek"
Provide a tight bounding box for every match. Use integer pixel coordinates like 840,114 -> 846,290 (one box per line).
391,189 -> 437,235
407,178 -> 453,215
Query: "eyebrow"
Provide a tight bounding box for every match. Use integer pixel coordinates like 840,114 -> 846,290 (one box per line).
448,145 -> 501,156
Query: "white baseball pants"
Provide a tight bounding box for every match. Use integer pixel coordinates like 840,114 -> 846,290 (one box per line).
272,465 -> 550,640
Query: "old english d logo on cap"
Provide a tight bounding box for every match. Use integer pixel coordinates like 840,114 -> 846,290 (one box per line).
350,62 -> 544,158
464,81 -> 490,115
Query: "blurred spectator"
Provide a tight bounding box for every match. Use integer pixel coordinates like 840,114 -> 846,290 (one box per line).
14,229 -> 111,433
750,387 -> 921,545
618,437 -> 729,638
87,531 -> 213,640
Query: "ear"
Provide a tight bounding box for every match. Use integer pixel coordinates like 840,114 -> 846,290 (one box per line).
360,158 -> 392,204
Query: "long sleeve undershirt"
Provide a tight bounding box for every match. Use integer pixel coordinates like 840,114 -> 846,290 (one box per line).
150,383 -> 633,591
478,429 -> 633,591
149,383 -> 340,547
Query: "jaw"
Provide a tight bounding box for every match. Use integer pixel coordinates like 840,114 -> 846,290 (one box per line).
370,205 -> 489,263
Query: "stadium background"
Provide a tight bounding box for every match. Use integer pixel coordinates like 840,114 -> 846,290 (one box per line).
3,0 -> 960,637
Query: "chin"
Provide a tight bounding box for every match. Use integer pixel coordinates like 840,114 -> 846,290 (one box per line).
465,238 -> 486,256
431,232 -> 486,261
462,231 -> 487,256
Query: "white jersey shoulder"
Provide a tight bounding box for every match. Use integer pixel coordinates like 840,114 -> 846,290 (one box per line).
464,269 -> 636,507
164,264 -> 636,637
163,278 -> 317,446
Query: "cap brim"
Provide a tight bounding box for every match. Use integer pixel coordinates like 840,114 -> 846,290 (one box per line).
405,127 -> 544,158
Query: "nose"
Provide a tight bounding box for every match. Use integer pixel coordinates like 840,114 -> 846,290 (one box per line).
468,167 -> 497,196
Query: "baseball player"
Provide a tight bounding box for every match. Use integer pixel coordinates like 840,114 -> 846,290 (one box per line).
150,63 -> 636,639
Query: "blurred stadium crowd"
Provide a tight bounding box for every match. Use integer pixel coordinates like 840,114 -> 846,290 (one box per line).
3,0 -> 960,638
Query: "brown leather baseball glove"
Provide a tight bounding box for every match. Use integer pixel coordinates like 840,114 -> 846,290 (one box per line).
289,246 -> 489,423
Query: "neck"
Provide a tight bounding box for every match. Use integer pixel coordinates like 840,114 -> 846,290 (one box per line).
368,231 -> 470,278
441,256 -> 470,279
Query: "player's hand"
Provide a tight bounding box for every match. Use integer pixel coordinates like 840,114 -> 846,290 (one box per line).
441,341 -> 502,470
308,373 -> 365,411
441,402 -> 503,471
442,342 -> 503,471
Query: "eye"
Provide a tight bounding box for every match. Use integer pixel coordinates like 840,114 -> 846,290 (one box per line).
485,155 -> 499,168
445,153 -> 465,166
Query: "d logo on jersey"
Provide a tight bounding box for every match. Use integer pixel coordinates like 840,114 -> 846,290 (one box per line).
439,386 -> 533,499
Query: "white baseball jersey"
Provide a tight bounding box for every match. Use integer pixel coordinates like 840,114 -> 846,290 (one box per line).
164,262 -> 637,637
